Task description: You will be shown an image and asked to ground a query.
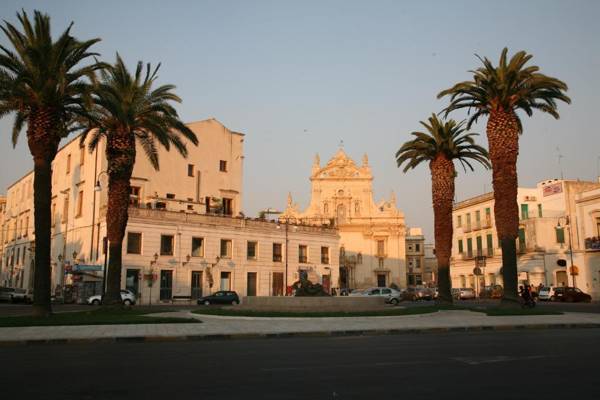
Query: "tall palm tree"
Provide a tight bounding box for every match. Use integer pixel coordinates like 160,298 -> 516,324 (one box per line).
0,10 -> 103,316
396,114 -> 489,304
438,48 -> 570,304
81,55 -> 198,305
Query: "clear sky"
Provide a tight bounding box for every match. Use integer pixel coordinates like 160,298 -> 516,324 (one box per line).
1,0 -> 599,241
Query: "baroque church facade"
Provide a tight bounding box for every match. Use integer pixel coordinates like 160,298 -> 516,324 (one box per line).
280,148 -> 418,289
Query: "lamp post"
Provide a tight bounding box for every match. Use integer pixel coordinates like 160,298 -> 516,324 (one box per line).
91,170 -> 108,262
556,216 -> 576,288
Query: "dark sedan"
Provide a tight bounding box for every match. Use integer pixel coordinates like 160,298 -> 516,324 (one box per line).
553,287 -> 592,303
197,291 -> 240,305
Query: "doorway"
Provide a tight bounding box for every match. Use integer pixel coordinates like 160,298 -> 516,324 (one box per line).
556,270 -> 568,287
220,271 -> 231,291
247,272 -> 257,296
126,269 -> 140,296
377,273 -> 386,287
191,271 -> 203,299
160,270 -> 173,300
272,272 -> 283,296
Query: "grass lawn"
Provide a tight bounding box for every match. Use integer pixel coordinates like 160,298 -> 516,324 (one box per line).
192,304 -> 472,318
0,308 -> 199,327
192,304 -> 564,318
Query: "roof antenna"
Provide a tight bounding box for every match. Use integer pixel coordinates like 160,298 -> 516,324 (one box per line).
556,146 -> 564,180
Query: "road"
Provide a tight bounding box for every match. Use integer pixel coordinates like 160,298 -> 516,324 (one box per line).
1,329 -> 598,399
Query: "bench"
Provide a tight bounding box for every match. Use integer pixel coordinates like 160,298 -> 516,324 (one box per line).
171,295 -> 192,304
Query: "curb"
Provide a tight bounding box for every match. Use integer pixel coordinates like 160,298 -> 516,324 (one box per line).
1,323 -> 599,347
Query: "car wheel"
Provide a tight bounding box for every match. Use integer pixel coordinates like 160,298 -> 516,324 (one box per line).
390,298 -> 399,305
231,299 -> 239,305
92,299 -> 100,306
203,300 -> 210,305
123,299 -> 132,306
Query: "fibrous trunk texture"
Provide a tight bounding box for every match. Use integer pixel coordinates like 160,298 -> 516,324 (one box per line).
487,108 -> 520,305
430,155 -> 455,305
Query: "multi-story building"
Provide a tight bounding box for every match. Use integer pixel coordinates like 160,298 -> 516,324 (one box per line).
279,148 -> 417,289
405,228 -> 425,286
423,243 -> 437,285
0,118 -> 339,302
451,178 -> 600,298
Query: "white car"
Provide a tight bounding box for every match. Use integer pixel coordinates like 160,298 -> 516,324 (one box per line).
538,287 -> 556,301
87,289 -> 136,306
349,287 -> 402,305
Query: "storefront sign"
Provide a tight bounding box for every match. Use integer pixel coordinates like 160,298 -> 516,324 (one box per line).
543,182 -> 563,197
72,264 -> 103,272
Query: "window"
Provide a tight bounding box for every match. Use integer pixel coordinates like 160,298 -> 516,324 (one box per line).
485,207 -> 491,223
191,237 -> 204,257
321,246 -> 329,264
414,257 -> 421,268
79,147 -> 85,165
518,228 -> 526,252
222,198 -> 233,216
457,215 -> 462,227
538,204 -> 543,218
555,227 -> 565,244
16,248 -> 20,265
521,204 -> 529,220
415,244 -> 420,252
378,258 -> 384,268
23,216 -> 28,237
299,245 -> 308,263
247,241 -> 257,260
273,243 -> 282,262
62,195 -> 69,223
357,252 -> 363,264
127,232 -> 142,254
160,235 -> 174,256
130,186 -> 141,206
486,234 -> 494,256
66,154 -> 71,174
476,210 -> 481,222
187,164 -> 194,177
166,193 -> 175,199
22,246 -> 26,263
76,190 -> 84,217
219,160 -> 227,172
376,240 -> 385,257
466,238 -> 473,257
466,213 -> 471,229
220,239 -> 232,258
476,236 -> 482,255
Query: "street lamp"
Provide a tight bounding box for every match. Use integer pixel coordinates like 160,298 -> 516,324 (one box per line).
556,216 -> 576,287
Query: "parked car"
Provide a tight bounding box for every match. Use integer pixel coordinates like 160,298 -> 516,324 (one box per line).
197,291 -> 240,305
0,287 -> 16,302
349,287 -> 402,304
87,289 -> 136,306
452,287 -> 476,300
552,287 -> 592,303
402,287 -> 435,301
9,288 -> 32,303
479,285 -> 503,299
537,286 -> 556,301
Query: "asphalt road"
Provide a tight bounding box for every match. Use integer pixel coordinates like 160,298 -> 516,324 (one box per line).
1,329 -> 599,399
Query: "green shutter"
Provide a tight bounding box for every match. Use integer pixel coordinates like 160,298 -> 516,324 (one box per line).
486,234 -> 494,256
476,236 -> 482,252
476,210 -> 481,222
521,204 -> 529,220
518,228 -> 526,251
555,228 -> 565,244
467,238 -> 473,254
537,204 -> 543,218
458,239 -> 463,253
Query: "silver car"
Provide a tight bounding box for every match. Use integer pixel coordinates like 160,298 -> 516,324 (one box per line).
350,287 -> 402,305
538,287 -> 556,301
87,289 -> 136,306
452,287 -> 476,300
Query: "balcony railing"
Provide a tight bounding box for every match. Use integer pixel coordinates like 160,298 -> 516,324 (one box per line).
585,237 -> 600,251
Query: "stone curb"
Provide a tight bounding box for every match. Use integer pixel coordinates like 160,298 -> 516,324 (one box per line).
0,322 -> 599,347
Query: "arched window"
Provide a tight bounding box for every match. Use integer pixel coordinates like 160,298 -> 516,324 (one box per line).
337,204 -> 346,224
338,189 -> 344,197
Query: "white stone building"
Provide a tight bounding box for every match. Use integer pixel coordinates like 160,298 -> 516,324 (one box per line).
279,148 -> 419,289
0,118 -> 339,302
451,178 -> 600,299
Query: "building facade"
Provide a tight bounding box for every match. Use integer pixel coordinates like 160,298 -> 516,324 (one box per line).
451,179 -> 600,299
0,118 -> 339,302
279,148 -> 414,289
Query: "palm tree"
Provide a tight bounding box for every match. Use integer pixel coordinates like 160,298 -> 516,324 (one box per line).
438,48 -> 570,304
81,55 -> 198,305
0,10 -> 104,316
396,114 -> 489,304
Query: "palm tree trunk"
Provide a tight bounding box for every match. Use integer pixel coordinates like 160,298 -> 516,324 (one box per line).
487,108 -> 520,305
430,155 -> 455,305
103,175 -> 132,305
102,132 -> 135,306
26,110 -> 60,317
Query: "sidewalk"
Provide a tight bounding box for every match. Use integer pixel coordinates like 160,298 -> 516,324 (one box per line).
1,310 -> 599,345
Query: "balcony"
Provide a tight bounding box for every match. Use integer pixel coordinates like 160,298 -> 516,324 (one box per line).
463,224 -> 472,233
585,237 -> 600,251
473,221 -> 481,231
481,218 -> 492,229
460,251 -> 474,260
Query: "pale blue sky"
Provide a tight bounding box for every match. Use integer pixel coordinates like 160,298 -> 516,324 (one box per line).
1,0 -> 599,241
